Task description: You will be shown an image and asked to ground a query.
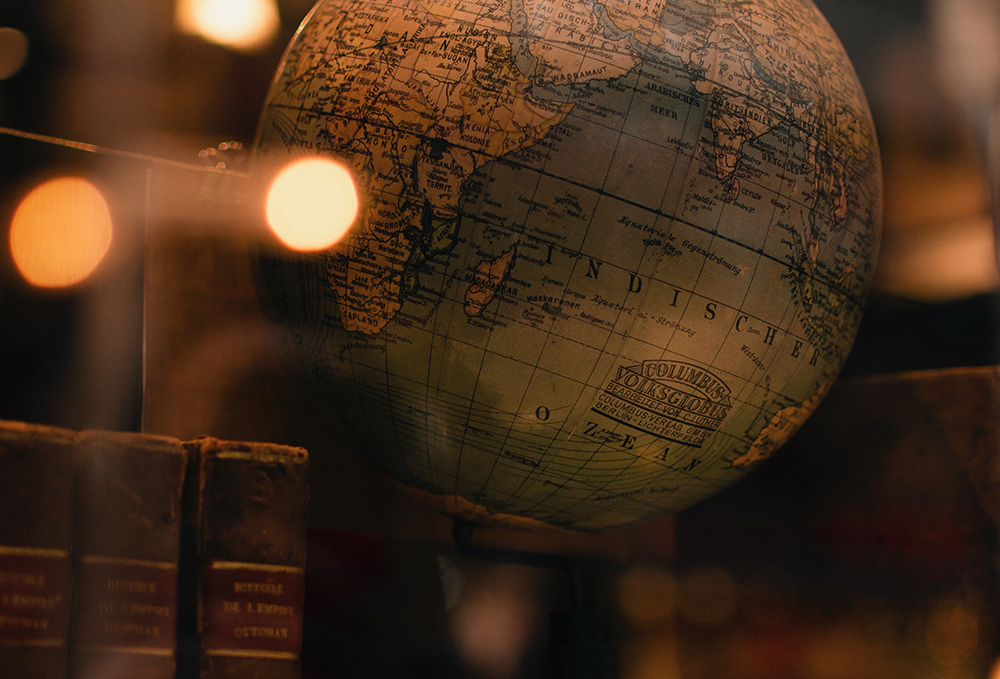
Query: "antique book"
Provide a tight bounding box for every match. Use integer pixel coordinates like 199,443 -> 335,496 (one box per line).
0,420 -> 77,679
70,430 -> 187,679
186,437 -> 309,679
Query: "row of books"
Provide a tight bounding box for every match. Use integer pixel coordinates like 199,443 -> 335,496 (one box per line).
0,420 -> 309,679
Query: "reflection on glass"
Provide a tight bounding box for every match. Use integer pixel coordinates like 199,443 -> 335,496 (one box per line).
265,157 -> 359,252
9,177 -> 113,288
175,0 -> 279,52
0,27 -> 29,80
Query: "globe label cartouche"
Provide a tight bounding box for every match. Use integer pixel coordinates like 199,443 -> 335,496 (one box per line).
254,0 -> 882,530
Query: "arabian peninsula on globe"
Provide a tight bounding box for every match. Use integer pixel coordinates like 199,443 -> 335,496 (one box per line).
254,0 -> 882,530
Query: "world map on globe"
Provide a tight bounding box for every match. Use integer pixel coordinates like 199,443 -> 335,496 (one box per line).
254,0 -> 882,530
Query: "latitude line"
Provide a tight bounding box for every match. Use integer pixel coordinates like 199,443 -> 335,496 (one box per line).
546,53 -> 724,507
267,101 -> 869,310
520,55 -> 655,506
270,8 -> 879,524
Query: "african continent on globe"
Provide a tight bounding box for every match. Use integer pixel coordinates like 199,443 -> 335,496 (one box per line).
254,0 -> 881,530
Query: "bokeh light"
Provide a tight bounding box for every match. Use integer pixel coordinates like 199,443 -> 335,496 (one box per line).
0,27 -> 29,80
9,178 -> 113,288
675,565 -> 739,629
618,565 -> 677,626
448,568 -> 537,679
926,599 -> 982,666
175,0 -> 280,52
802,622 -> 887,679
622,633 -> 681,679
265,157 -> 359,251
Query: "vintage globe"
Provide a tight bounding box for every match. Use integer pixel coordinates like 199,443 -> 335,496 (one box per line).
254,0 -> 882,530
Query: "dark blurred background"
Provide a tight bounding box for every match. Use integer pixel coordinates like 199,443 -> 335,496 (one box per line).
1,0 -> 999,677
3,0 -> 999,428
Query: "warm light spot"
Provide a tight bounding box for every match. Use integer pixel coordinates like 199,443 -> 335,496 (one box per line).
874,215 -> 1000,301
803,624 -> 886,679
618,565 -> 677,626
265,157 -> 359,251
175,0 -> 279,52
449,569 -> 536,679
622,634 -> 681,679
926,599 -> 982,666
676,565 -> 738,629
0,27 -> 29,80
10,178 -> 113,288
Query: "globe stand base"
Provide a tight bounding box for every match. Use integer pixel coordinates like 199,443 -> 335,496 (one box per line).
451,520 -> 617,679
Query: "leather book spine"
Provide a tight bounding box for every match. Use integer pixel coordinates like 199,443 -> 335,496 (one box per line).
187,437 -> 309,679
0,420 -> 76,679
70,431 -> 187,679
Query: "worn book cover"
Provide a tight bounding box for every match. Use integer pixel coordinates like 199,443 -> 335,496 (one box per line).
71,430 -> 187,679
186,437 -> 309,679
0,420 -> 77,679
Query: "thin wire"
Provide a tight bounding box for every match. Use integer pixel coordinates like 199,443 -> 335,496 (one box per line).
0,126 -> 250,177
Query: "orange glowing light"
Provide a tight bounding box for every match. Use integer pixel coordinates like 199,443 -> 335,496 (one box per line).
0,27 -> 29,80
926,600 -> 982,666
617,566 -> 677,625
10,178 -> 113,288
175,0 -> 279,52
676,566 -> 739,629
265,157 -> 359,251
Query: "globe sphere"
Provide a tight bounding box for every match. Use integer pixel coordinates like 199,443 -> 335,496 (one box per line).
255,0 -> 882,530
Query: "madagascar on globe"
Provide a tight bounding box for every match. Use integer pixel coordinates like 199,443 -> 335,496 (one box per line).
254,0 -> 882,531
